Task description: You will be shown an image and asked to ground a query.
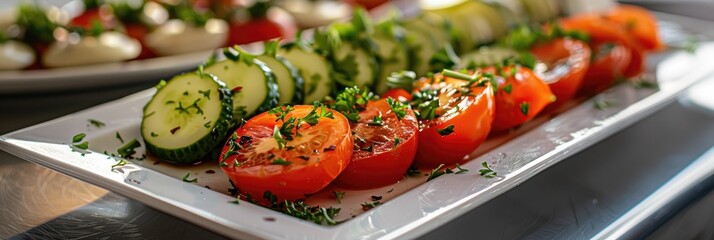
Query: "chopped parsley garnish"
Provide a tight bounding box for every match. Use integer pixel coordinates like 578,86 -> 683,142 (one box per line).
198,89 -> 211,99
333,191 -> 345,203
437,125 -> 455,136
411,89 -> 440,120
174,98 -> 204,115
631,78 -> 659,89
273,126 -> 287,149
70,133 -> 89,150
386,97 -> 408,120
111,159 -> 128,169
72,133 -> 87,143
182,171 -> 198,183
393,137 -> 401,148
150,132 -> 158,137
332,86 -> 374,122
259,191 -> 341,225
503,84 -> 513,94
361,201 -> 382,211
520,102 -> 530,116
454,163 -> 469,174
115,132 -> 124,143
371,195 -> 383,201
427,164 -> 448,182
479,162 -> 497,178
117,139 -> 141,158
270,102 -> 334,147
406,165 -> 421,177
271,158 -> 291,166
73,141 -> 89,150
88,119 -> 105,128
368,116 -> 384,126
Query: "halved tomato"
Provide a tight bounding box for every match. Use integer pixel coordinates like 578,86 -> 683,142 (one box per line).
480,66 -> 555,132
604,5 -> 664,51
580,42 -> 632,95
530,38 -> 591,109
333,98 -> 419,189
219,105 -> 353,202
411,71 -> 495,168
560,13 -> 645,78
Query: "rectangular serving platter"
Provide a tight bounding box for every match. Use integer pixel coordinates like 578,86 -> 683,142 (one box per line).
2,21 -> 713,240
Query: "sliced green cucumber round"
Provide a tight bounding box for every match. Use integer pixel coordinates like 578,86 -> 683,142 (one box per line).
404,27 -> 438,77
204,55 -> 279,120
331,41 -> 379,89
520,0 -> 559,23
141,71 -> 233,164
279,44 -> 334,104
457,47 -> 520,69
372,34 -> 410,94
256,55 -> 305,104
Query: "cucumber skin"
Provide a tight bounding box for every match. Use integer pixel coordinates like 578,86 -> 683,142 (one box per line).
141,73 -> 234,165
251,58 -> 280,117
280,43 -> 338,103
276,55 -> 305,104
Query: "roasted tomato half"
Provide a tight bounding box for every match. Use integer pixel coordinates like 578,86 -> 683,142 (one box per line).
333,98 -> 419,189
411,71 -> 495,168
381,88 -> 412,102
560,13 -> 645,78
219,104 -> 353,202
479,66 -> 555,132
530,38 -> 591,109
580,42 -> 632,95
604,5 -> 664,51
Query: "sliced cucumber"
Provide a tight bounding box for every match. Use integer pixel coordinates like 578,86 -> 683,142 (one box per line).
279,43 -> 334,104
457,47 -> 520,69
332,41 -> 379,89
256,55 -> 304,104
402,13 -> 453,50
204,51 -> 279,120
141,71 -> 233,164
520,0 -> 559,23
404,27 -> 438,77
373,34 -> 410,94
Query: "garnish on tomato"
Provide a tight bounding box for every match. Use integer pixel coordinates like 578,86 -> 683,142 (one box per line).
332,97 -> 419,189
530,38 -> 591,109
478,66 -> 555,132
410,70 -> 495,168
219,103 -> 353,202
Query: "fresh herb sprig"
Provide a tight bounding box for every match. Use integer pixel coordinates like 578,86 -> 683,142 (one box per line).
479,162 -> 497,178
331,86 -> 375,122
426,163 -> 470,181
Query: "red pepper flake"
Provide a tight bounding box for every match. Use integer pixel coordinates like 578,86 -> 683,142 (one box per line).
170,126 -> 180,134
232,86 -> 243,93
297,156 -> 309,161
371,195 -> 382,201
205,170 -> 215,174
323,145 -> 336,152
153,160 -> 161,165
263,217 -> 276,222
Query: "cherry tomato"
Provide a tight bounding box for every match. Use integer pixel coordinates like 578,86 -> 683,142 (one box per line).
343,0 -> 389,10
560,14 -> 645,78
220,105 -> 353,202
579,42 -> 632,95
69,7 -> 115,30
333,99 -> 418,189
226,8 -> 297,46
604,5 -> 664,51
480,66 -> 555,132
530,38 -> 591,109
124,24 -> 156,60
411,73 -> 495,168
381,88 -> 412,102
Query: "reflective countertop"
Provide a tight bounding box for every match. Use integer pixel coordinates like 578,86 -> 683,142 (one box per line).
3,3 -> 714,240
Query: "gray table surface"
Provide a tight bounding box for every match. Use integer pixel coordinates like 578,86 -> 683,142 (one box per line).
3,2 -> 714,240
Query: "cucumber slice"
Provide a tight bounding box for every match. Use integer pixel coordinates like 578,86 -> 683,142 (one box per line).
520,0 -> 559,22
141,71 -> 233,164
279,43 -> 334,104
372,33 -> 410,94
332,41 -> 379,89
457,47 -> 520,69
256,55 -> 304,104
402,13 -> 452,50
204,53 -> 279,120
404,28 -> 438,77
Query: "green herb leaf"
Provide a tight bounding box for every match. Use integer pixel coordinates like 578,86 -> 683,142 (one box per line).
111,159 -> 128,169
368,116 -> 384,126
332,87 -> 374,122
273,125 -> 287,150
454,163 -> 469,174
503,84 -> 513,94
182,171 -> 198,183
437,125 -> 455,136
393,137 -> 401,148
361,201 -> 382,211
427,164 -> 447,182
479,162 -> 497,178
520,102 -> 530,116
594,99 -> 614,110
72,133 -> 86,143
117,139 -> 141,158
72,141 -> 89,150
88,119 -> 105,128
386,97 -> 408,121
115,132 -> 124,144
271,158 -> 291,166
333,191 -> 345,203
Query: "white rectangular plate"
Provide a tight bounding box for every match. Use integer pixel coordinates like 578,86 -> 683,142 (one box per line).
2,35 -> 713,240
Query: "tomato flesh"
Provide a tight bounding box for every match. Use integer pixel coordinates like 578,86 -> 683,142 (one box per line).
381,88 -> 412,102
530,38 -> 591,109
580,42 -> 632,95
333,99 -> 419,189
220,105 -> 353,201
412,74 -> 495,168
481,66 -> 554,132
604,5 -> 664,51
